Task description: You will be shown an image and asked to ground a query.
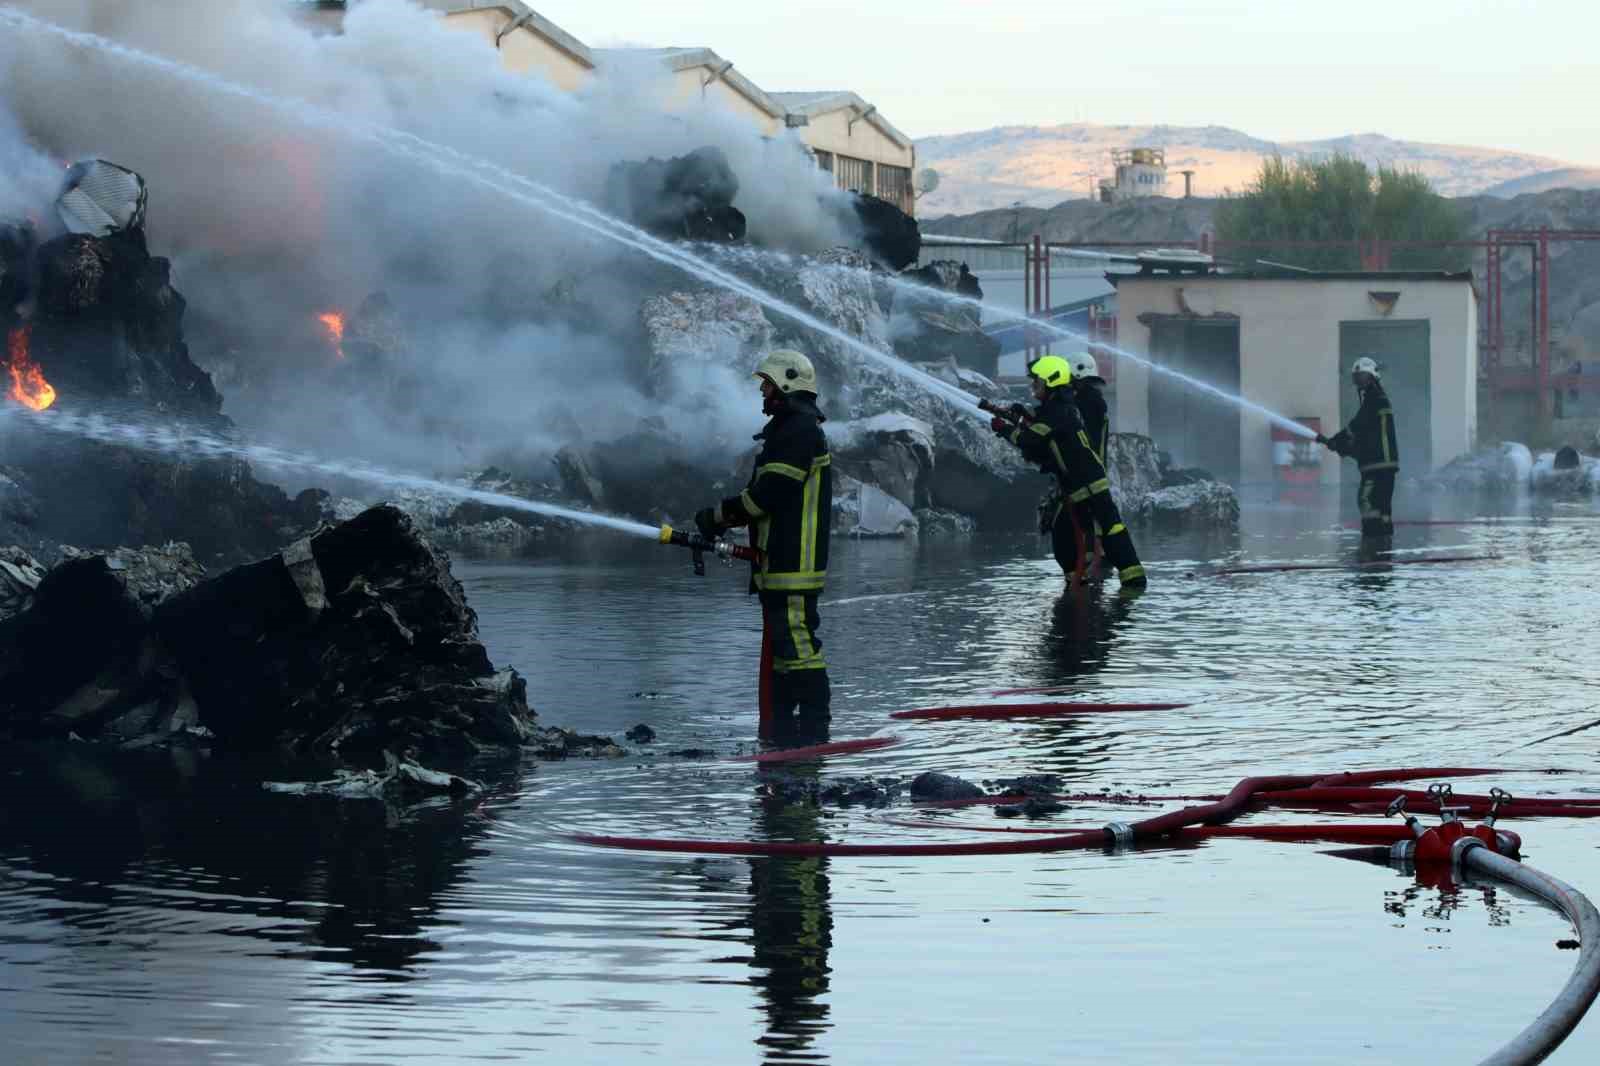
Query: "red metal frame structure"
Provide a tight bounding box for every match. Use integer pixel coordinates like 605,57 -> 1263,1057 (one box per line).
1025,231 -> 1600,418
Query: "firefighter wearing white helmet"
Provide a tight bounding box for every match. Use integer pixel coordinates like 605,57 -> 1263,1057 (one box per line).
694,348 -> 833,745
1318,356 -> 1399,536
1068,351 -> 1110,465
992,354 -> 1147,589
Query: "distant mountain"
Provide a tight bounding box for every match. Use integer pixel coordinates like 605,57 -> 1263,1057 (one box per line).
915,123 -> 1588,215
1482,168 -> 1600,198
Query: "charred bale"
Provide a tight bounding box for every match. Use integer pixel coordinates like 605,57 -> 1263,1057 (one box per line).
891,260 -> 999,378
605,146 -> 746,243
154,505 -> 533,761
851,193 -> 920,271
6,220 -> 313,563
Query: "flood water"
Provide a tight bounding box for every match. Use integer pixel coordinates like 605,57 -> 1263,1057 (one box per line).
3,489 -> 1599,1064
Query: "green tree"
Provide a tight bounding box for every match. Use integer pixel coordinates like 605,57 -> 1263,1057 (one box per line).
1214,154 -> 1468,271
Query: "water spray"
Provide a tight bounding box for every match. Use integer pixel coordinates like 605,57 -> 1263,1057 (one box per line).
810,253 -> 1323,440
0,9 -> 987,422
0,403 -> 662,540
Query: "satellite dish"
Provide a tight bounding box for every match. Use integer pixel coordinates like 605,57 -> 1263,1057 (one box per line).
916,168 -> 941,195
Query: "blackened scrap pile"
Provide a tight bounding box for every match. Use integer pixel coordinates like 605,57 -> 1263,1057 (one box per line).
0,504 -> 533,764
892,259 -> 999,379
606,146 -> 747,242
0,160 -> 320,564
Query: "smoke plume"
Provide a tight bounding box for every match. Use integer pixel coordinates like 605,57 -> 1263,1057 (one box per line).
0,0 -> 856,480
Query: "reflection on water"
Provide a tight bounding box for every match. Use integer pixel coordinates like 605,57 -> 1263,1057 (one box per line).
3,490 -> 1600,1064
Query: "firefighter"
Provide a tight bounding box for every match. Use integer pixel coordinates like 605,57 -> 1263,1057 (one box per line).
994,354 -> 1147,589
1068,351 -> 1110,465
695,349 -> 832,746
1066,350 -> 1111,575
1318,356 -> 1399,537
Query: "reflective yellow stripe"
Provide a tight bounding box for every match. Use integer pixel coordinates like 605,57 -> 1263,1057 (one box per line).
1068,487 -> 1090,503
758,570 -> 827,591
799,460 -> 821,572
739,489 -> 765,517
757,461 -> 808,482
812,454 -> 832,469
1007,428 -> 1022,446
1379,410 -> 1394,464
1088,478 -> 1110,494
787,595 -> 819,666
1119,564 -> 1146,581
1106,523 -> 1126,536
1359,461 -> 1398,473
1077,430 -> 1094,452
1029,422 -> 1052,437
1049,442 -> 1068,475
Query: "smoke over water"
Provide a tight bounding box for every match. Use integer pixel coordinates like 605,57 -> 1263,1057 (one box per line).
0,0 -> 857,480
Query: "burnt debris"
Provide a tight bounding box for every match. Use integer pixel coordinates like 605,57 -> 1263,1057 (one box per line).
605,145 -> 747,243
0,505 -> 534,766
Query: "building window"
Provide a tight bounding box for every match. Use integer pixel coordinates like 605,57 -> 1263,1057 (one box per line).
835,154 -> 873,196
877,164 -> 912,213
813,149 -> 834,173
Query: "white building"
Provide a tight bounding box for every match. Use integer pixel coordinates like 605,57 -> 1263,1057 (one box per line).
770,92 -> 917,215
1109,271 -> 1478,486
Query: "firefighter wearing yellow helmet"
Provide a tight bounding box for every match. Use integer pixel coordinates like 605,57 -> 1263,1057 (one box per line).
993,354 -> 1147,589
694,348 -> 833,745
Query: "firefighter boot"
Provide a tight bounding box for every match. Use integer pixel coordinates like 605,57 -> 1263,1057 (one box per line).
788,669 -> 832,747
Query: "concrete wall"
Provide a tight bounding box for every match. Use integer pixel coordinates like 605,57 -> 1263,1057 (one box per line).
799,108 -> 914,170
436,9 -> 592,91
1113,277 -> 1478,485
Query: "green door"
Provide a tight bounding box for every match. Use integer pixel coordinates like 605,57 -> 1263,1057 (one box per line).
1149,318 -> 1241,484
1338,321 -> 1430,473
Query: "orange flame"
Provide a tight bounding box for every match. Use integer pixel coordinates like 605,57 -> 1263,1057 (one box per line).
6,326 -> 56,411
316,311 -> 345,360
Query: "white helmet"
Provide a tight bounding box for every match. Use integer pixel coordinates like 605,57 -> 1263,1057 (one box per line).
1350,356 -> 1381,379
1069,351 -> 1105,384
754,348 -> 817,394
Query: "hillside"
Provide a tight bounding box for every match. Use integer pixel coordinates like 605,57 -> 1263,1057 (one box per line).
914,123 -> 1587,215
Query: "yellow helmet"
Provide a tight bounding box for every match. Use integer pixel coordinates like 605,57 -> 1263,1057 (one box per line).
753,348 -> 817,394
1028,354 -> 1073,389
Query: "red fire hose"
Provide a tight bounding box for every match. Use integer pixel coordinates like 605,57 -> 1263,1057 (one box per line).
573,773 -> 1315,857
1214,553 -> 1496,575
871,818 -> 1525,851
732,736 -> 901,763
889,701 -> 1187,721
1256,786 -> 1600,819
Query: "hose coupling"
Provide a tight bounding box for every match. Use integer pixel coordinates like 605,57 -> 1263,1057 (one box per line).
1451,834 -> 1486,869
1103,821 -> 1135,848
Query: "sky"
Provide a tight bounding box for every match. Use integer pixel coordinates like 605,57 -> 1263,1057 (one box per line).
543,0 -> 1600,164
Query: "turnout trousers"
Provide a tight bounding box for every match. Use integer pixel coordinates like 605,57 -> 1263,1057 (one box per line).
1066,479 -> 1145,586
758,591 -> 831,746
1358,470 -> 1396,537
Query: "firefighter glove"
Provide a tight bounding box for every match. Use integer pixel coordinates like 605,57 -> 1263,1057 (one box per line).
694,508 -> 722,538
989,415 -> 1013,438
